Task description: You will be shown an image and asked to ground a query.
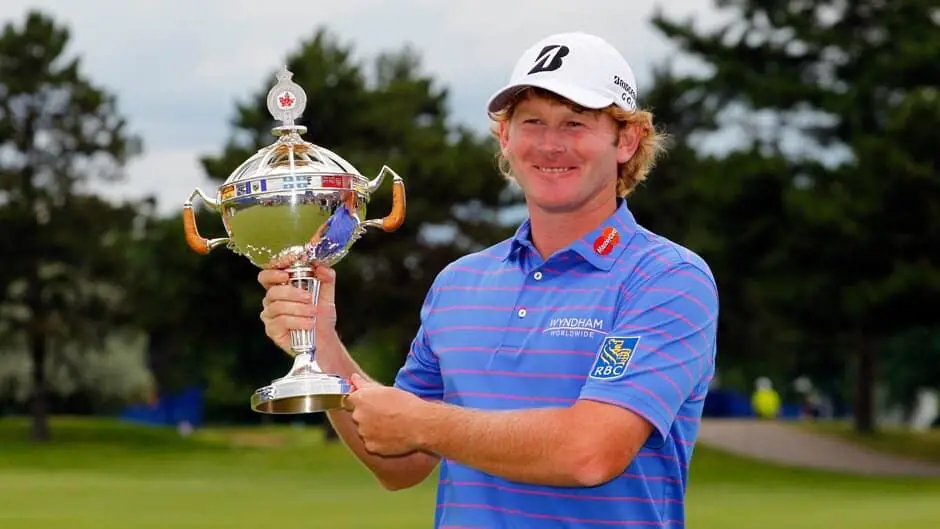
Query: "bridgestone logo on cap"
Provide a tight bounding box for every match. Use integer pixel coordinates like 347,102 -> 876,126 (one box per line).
528,45 -> 570,74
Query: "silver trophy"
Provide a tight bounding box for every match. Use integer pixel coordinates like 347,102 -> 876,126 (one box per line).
182,66 -> 406,414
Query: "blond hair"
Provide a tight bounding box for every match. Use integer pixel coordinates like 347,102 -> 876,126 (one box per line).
488,87 -> 668,197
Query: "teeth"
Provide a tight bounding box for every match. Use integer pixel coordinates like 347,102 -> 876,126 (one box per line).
537,167 -> 573,173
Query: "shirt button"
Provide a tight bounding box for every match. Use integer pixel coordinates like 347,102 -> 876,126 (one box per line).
533,271 -> 543,281
517,308 -> 527,318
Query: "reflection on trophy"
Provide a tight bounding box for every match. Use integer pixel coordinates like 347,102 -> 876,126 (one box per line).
181,66 -> 406,414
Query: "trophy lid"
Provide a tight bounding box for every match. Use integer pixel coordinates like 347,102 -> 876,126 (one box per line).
184,65 -> 405,272
219,66 -> 368,201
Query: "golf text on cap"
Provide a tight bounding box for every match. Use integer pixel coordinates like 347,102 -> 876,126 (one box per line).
614,75 -> 638,107
593,226 -> 620,256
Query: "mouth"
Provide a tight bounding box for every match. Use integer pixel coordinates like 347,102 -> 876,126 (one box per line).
534,166 -> 577,175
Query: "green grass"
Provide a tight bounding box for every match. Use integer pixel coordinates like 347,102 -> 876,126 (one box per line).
1,416 -> 939,529
686,445 -> 940,529
793,420 -> 940,464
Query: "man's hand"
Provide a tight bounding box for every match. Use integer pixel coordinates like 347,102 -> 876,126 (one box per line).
258,265 -> 338,355
345,374 -> 427,457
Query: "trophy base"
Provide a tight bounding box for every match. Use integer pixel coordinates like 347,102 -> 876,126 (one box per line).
250,372 -> 351,414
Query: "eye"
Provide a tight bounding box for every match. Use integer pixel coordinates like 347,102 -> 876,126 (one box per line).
523,118 -> 543,125
566,121 -> 584,128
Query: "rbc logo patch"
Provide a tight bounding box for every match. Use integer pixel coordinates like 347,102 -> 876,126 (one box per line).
589,336 -> 640,381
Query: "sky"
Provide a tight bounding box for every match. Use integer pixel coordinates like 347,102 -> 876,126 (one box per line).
1,0 -> 723,216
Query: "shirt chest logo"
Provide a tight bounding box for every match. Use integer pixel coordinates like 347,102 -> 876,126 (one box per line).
542,316 -> 607,338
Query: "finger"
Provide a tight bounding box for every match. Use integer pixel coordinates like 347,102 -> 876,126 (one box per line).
267,285 -> 315,304
315,265 -> 336,283
262,301 -> 316,321
260,300 -> 315,325
350,373 -> 368,388
344,393 -> 358,411
262,315 -> 315,333
315,265 -> 336,310
350,373 -> 377,388
258,269 -> 290,289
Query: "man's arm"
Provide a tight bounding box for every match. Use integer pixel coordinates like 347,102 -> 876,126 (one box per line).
414,399 -> 652,487
317,335 -> 440,491
259,264 -> 441,492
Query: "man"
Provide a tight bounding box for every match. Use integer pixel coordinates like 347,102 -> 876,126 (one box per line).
259,31 -> 718,528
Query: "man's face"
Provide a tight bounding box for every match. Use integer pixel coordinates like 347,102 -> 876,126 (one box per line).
499,94 -> 637,216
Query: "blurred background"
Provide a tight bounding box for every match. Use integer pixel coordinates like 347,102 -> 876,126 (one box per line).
1,1 -> 938,528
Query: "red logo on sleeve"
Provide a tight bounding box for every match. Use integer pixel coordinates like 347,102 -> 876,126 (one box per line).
593,227 -> 620,256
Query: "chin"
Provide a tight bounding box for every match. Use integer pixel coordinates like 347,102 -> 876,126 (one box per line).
527,193 -> 590,214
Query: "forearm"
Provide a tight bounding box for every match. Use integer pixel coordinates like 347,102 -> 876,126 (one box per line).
414,402 -> 600,487
317,336 -> 438,490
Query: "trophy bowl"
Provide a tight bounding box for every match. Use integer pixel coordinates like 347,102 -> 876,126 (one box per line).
181,66 -> 405,414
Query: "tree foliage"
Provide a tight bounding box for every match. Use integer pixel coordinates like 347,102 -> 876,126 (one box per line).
649,0 -> 940,431
0,11 -> 144,440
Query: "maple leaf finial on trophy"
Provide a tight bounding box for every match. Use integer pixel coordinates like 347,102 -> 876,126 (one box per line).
266,64 -> 307,132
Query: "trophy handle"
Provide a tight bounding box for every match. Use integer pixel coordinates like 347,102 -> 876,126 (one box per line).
361,166 -> 406,232
183,188 -> 230,254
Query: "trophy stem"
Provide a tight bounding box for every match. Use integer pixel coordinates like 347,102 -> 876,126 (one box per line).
288,265 -> 319,359
250,263 -> 350,414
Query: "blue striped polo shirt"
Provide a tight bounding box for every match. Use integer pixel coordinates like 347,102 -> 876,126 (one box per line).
394,198 -> 719,528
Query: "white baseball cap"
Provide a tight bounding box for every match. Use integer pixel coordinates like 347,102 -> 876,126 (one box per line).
487,32 -> 639,114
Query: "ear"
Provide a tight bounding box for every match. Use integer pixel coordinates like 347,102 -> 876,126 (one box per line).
498,121 -> 511,155
616,123 -> 642,164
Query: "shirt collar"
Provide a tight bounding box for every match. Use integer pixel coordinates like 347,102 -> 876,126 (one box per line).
503,198 -> 637,270
504,218 -> 536,262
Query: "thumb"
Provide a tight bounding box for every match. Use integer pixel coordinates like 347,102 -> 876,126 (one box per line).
350,373 -> 376,390
313,265 -> 337,331
314,265 -> 336,306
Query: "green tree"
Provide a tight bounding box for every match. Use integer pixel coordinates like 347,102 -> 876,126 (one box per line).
123,210 -> 268,421
881,326 -> 940,415
652,0 -> 940,431
0,11 -> 144,440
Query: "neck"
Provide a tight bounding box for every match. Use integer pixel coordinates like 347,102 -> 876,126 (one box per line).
528,196 -> 618,259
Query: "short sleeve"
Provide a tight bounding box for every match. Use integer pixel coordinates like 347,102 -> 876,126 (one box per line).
579,263 -> 718,445
393,280 -> 444,400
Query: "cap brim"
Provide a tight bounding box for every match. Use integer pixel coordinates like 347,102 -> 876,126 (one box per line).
486,78 -> 612,114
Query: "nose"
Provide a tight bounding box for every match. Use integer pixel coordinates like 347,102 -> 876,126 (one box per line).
536,127 -> 567,155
